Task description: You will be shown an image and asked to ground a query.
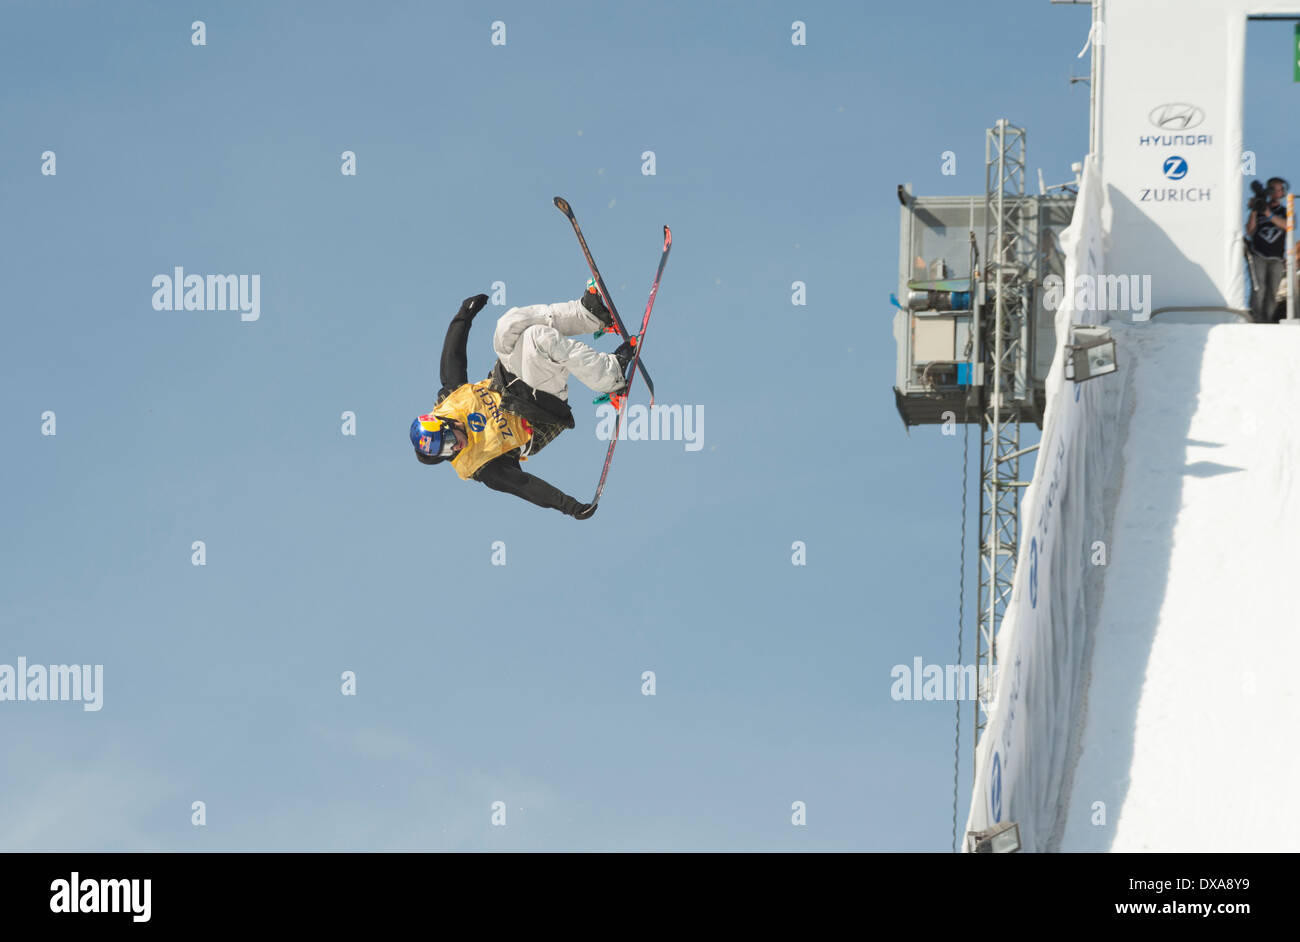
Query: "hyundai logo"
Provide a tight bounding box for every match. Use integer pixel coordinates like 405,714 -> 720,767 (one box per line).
1163,156 -> 1188,180
1149,103 -> 1204,130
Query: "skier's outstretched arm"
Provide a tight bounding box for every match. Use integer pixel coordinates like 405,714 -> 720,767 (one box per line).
438,294 -> 489,400
474,455 -> 593,518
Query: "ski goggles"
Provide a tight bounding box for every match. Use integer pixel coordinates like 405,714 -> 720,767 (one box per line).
438,426 -> 461,457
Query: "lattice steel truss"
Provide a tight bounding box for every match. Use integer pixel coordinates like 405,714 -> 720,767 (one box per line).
975,121 -> 1036,751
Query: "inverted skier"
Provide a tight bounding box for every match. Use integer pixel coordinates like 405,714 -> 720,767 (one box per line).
409,289 -> 635,519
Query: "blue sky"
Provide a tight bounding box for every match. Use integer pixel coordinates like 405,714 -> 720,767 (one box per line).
0,1 -> 1292,852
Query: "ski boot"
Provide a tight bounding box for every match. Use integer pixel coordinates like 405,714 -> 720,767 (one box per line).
593,338 -> 637,411
581,278 -> 619,337
600,385 -> 629,413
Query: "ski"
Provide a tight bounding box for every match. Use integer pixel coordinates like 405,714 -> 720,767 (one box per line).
553,196 -> 655,400
590,224 -> 672,507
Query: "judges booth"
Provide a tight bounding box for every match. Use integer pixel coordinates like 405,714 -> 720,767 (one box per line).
891,188 -> 1075,429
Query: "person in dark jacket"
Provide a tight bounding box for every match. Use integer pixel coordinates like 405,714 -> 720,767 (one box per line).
410,291 -> 634,519
1246,177 -> 1290,323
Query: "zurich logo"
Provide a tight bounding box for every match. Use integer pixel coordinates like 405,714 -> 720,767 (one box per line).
467,412 -> 487,432
1149,103 -> 1204,130
1162,156 -> 1188,180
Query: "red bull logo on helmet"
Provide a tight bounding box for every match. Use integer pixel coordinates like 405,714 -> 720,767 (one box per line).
414,413 -> 444,456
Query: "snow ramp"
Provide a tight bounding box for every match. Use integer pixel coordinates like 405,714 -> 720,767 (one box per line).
1055,321 -> 1300,851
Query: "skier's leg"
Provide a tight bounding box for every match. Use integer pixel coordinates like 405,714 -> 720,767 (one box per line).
519,324 -> 625,398
493,301 -> 605,366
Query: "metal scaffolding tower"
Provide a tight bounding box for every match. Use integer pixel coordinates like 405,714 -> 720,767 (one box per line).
975,121 -> 1035,750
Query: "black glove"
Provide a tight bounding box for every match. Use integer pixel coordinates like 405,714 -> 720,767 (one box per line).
560,495 -> 596,519
461,294 -> 489,317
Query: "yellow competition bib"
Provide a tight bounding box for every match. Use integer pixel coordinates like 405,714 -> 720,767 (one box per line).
432,380 -> 533,479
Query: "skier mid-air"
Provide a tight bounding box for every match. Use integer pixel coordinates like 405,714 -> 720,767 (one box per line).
409,288 -> 635,519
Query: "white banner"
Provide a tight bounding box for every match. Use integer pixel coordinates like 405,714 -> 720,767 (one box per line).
965,157 -> 1125,851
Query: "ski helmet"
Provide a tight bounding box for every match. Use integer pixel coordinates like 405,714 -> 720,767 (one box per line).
411,414 -> 459,461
